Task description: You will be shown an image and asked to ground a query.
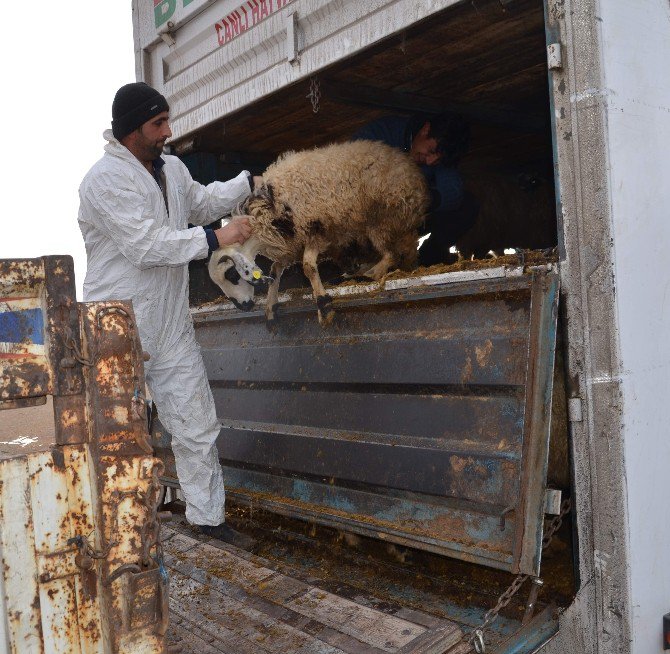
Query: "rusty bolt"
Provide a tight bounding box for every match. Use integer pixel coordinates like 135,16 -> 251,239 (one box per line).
75,554 -> 94,570
143,351 -> 151,361
157,511 -> 173,523
60,357 -> 76,369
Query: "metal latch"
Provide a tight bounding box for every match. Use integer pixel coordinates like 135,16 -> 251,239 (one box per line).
544,489 -> 563,516
158,21 -> 176,47
568,397 -> 583,422
547,43 -> 563,70
286,11 -> 299,64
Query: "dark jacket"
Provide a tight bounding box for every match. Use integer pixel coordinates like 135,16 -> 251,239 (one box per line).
352,115 -> 464,212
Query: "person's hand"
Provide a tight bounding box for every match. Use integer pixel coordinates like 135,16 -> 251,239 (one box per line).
215,216 -> 252,247
252,176 -> 263,190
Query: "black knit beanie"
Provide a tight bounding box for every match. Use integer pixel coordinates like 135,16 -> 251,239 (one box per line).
111,82 -> 169,141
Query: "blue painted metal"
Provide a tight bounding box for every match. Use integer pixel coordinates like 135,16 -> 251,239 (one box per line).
495,606 -> 559,654
0,307 -> 44,345
0,257 -> 83,408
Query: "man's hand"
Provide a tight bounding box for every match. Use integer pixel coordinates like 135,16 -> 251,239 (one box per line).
215,216 -> 252,247
252,176 -> 263,190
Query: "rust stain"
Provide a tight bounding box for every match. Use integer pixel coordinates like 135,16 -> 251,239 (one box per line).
461,355 -> 473,383
475,339 -> 494,367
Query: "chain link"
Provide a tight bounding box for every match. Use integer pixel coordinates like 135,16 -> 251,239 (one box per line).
463,498 -> 572,652
306,75 -> 321,114
68,532 -> 115,561
63,325 -> 97,367
542,498 -> 571,548
139,459 -> 167,568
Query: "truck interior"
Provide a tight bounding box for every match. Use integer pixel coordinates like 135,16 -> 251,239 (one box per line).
160,1 -> 577,651
183,0 -> 558,305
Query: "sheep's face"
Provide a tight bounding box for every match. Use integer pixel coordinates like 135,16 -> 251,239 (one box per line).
208,248 -> 259,311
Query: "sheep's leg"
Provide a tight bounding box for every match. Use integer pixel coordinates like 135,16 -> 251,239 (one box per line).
302,245 -> 334,325
339,260 -> 378,280
359,251 -> 397,282
265,262 -> 285,326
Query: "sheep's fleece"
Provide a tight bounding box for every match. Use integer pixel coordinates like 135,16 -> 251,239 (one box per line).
78,129 -> 251,526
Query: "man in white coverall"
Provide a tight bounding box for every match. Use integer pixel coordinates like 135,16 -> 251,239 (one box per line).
78,82 -> 256,548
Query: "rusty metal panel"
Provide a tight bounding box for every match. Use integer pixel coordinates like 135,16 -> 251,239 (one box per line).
78,301 -> 167,653
0,287 -> 166,652
194,270 -> 559,575
63,445 -> 106,654
0,256 -> 83,414
0,456 -> 43,653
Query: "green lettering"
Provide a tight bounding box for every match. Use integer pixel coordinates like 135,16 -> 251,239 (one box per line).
154,0 -> 176,28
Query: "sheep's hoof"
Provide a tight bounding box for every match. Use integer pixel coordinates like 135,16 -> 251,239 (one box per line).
316,295 -> 335,326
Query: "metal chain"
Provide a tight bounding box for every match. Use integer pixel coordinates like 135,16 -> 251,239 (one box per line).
465,498 -> 572,652
63,326 -> 97,367
139,459 -> 167,568
542,498 -> 571,548
132,386 -> 148,421
63,306 -> 133,367
306,75 -> 321,114
68,532 -> 115,561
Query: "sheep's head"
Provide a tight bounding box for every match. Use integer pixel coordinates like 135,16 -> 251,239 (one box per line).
208,247 -> 262,311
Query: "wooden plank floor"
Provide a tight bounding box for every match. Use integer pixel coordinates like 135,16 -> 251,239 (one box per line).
162,527 -> 467,654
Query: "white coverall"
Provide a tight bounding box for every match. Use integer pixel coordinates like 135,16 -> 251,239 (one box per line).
78,129 -> 250,526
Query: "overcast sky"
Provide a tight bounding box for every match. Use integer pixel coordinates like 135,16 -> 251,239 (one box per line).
0,4 -> 135,298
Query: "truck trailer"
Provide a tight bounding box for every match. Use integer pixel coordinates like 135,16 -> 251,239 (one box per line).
134,0 -> 670,652
0,0 -> 668,652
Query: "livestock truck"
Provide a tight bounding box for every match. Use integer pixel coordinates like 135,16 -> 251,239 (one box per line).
137,0 -> 670,651
0,0 -> 668,652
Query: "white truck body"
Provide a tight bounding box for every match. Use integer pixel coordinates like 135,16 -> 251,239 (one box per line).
133,1 -> 670,651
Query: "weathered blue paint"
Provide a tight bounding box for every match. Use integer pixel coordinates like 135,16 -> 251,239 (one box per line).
0,307 -> 44,345
495,610 -> 558,653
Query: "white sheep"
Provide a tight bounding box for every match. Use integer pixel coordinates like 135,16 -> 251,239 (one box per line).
208,140 -> 429,324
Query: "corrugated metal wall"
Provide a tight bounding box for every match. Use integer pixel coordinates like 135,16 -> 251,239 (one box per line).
195,270 -> 559,575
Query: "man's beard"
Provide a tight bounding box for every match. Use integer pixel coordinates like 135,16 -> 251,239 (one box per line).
147,142 -> 164,158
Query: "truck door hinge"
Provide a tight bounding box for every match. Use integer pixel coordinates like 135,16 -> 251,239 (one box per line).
568,397 -> 583,422
286,11 -> 300,64
547,43 -> 563,70
158,21 -> 176,47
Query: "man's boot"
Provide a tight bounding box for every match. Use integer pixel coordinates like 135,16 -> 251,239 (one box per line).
197,522 -> 256,550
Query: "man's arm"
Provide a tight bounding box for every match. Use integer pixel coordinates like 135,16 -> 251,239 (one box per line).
213,217 -> 252,248
82,180 -> 209,269
177,158 -> 252,227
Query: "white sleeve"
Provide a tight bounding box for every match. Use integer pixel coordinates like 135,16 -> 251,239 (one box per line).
178,158 -> 252,226
81,179 -> 209,270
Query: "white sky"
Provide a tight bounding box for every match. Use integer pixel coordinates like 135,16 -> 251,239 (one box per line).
0,4 -> 136,299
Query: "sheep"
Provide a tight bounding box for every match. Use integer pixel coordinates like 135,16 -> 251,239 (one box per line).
208,140 -> 430,324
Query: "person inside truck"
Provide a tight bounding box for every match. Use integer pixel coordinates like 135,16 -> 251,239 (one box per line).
351,112 -> 476,266
78,82 -> 258,549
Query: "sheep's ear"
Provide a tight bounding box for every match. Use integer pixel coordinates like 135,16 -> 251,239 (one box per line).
253,183 -> 275,207
217,255 -> 234,266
